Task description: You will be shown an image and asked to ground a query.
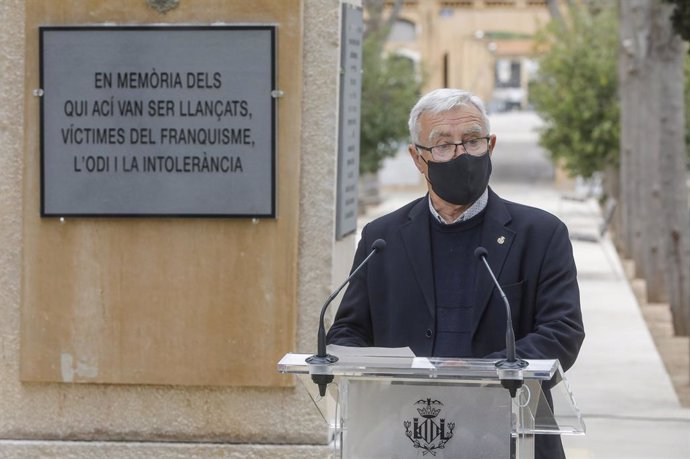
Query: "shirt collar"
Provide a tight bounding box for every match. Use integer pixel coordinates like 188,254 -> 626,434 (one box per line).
428,188 -> 489,225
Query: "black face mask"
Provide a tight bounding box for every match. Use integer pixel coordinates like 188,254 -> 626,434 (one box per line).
423,153 -> 492,206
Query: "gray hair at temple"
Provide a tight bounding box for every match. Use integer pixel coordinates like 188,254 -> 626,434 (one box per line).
408,88 -> 491,144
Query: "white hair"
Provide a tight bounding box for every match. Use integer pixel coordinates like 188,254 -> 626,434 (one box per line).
408,88 -> 491,144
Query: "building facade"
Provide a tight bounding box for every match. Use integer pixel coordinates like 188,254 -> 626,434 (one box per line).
386,0 -> 552,110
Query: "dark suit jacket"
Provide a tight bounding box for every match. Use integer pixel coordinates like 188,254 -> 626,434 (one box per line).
327,188 -> 585,458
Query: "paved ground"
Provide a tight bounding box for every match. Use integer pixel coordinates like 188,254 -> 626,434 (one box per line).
362,111 -> 690,458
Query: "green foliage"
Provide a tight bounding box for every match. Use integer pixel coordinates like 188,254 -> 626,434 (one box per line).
665,0 -> 690,45
484,31 -> 532,40
359,32 -> 423,174
530,4 -> 620,178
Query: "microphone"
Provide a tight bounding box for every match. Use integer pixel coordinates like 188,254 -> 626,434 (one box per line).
306,238 -> 386,396
474,246 -> 528,397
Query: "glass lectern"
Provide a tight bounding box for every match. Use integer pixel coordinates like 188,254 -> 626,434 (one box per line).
278,352 -> 584,458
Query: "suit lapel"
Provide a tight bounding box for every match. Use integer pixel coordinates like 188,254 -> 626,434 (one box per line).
400,197 -> 436,319
472,189 -> 515,338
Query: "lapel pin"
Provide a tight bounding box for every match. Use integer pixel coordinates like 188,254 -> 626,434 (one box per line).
497,236 -> 506,245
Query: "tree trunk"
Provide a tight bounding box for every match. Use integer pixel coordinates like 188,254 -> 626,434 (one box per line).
363,0 -> 404,40
546,0 -> 563,22
656,3 -> 690,335
641,0 -> 667,303
603,162 -> 621,244
617,0 -> 633,258
620,0 -> 690,335
619,0 -> 652,272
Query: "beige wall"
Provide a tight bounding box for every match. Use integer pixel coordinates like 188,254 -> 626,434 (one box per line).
387,0 -> 551,103
22,0 -> 305,389
0,0 -> 355,456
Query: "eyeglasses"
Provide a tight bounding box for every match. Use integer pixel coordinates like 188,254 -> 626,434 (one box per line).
415,136 -> 490,162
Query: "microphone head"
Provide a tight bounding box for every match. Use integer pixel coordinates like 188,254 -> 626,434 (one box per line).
474,246 -> 488,260
372,239 -> 387,252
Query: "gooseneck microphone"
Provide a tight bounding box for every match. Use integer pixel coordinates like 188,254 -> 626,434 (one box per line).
474,246 -> 528,397
306,238 -> 386,396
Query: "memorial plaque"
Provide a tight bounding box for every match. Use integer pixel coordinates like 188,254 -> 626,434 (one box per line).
40,26 -> 276,217
335,5 -> 363,239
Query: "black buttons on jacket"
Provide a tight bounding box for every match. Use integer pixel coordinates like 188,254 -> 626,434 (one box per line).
425,329 -> 433,338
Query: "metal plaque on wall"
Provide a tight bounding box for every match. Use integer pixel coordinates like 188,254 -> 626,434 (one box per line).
335,4 -> 363,239
39,26 -> 276,217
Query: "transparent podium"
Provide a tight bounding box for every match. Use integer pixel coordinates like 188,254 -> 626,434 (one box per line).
278,351 -> 584,458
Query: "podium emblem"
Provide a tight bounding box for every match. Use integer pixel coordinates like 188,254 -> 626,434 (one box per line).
403,398 -> 455,455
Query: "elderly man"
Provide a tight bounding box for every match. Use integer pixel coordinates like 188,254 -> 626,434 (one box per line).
327,88 -> 585,459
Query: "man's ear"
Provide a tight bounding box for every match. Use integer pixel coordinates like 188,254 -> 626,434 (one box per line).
408,144 -> 425,174
488,134 -> 497,157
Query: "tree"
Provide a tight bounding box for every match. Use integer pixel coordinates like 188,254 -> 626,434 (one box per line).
666,0 -> 690,164
359,0 -> 424,175
533,0 -> 690,335
530,3 -> 620,180
619,0 -> 690,334
360,41 -> 422,174
657,2 -> 690,335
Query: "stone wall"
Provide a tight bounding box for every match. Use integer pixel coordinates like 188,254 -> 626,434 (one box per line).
0,0 -> 355,456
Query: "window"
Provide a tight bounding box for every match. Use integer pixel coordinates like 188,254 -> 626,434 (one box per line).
389,19 -> 416,42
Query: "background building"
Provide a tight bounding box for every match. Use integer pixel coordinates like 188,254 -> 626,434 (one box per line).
385,0 -> 551,110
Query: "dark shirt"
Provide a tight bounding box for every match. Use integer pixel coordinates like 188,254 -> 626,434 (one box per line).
430,211 -> 484,357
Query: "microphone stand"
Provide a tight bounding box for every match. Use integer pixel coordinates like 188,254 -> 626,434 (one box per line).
306,239 -> 386,396
474,247 -> 528,398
